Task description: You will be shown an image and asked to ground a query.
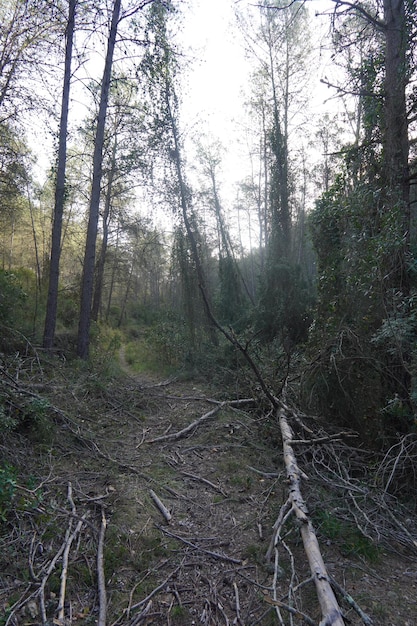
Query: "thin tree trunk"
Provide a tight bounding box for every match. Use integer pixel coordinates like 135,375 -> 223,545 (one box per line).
26,181 -> 41,334
118,261 -> 134,327
43,0 -> 76,350
27,181 -> 42,292
77,0 -> 121,359
105,223 -> 120,323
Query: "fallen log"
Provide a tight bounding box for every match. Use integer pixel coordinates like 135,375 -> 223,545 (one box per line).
279,407 -> 345,626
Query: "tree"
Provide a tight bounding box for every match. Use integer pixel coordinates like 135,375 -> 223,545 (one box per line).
0,0 -> 61,121
76,0 -> 122,359
238,0 -> 313,345
43,0 -> 76,350
0,124 -> 29,269
91,77 -> 149,322
305,0 -> 416,435
195,139 -> 250,327
140,1 -> 219,347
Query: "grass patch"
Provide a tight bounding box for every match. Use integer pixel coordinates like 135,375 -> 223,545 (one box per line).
314,509 -> 380,561
124,339 -> 175,376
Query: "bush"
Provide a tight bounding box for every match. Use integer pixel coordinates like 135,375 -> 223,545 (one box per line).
0,270 -> 26,325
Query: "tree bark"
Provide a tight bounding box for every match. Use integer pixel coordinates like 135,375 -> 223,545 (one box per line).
43,0 -> 76,350
77,0 -> 121,359
383,0 -> 410,290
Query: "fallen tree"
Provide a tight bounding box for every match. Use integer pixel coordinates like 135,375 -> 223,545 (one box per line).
277,407 -> 346,626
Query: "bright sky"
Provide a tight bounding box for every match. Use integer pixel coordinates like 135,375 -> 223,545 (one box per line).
180,0 -> 248,140
181,0 -> 337,124
178,0 -> 338,198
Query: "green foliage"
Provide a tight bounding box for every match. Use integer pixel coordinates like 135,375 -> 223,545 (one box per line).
89,325 -> 122,375
170,605 -> 191,624
0,403 -> 18,432
0,360 -> 54,440
0,124 -> 28,222
216,255 -> 246,329
256,260 -> 313,346
306,168 -> 415,437
0,270 -> 26,325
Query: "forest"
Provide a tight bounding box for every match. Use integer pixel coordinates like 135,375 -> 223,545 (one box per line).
1,1 -> 417,625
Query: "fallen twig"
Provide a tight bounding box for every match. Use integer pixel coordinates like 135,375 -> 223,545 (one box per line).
97,507 -> 107,626
262,593 -> 318,626
129,600 -> 153,625
39,537 -> 68,624
233,581 -> 243,625
57,484 -> 85,622
247,465 -> 280,478
291,432 -> 357,445
158,525 -> 242,564
4,586 -> 37,626
128,564 -> 183,613
149,489 -> 172,523
265,499 -> 292,562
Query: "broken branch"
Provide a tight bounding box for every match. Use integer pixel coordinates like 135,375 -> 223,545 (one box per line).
149,489 -> 172,523
147,405 -> 223,443
97,507 -> 107,626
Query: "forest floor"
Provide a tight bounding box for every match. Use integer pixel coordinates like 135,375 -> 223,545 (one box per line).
1,349 -> 417,625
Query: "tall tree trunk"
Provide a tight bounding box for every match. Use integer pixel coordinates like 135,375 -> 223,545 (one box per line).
43,0 -> 76,350
77,0 -> 121,359
383,0 -> 410,278
91,139 -> 117,322
383,0 -> 411,403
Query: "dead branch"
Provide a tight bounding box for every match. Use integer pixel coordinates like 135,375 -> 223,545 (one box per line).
147,404 -> 223,443
57,484 -> 86,622
384,505 -> 417,550
4,586 -> 38,626
39,536 -> 68,624
265,499 -> 292,562
247,465 -> 280,478
97,507 -> 107,626
158,526 -> 242,564
262,593 -> 318,626
128,564 -> 183,614
233,581 -> 243,625
149,489 -> 172,523
291,432 -> 357,445
57,516 -> 85,621
128,600 -> 153,625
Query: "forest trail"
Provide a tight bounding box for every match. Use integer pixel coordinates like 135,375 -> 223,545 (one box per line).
2,354 -> 417,625
80,352 -> 417,624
